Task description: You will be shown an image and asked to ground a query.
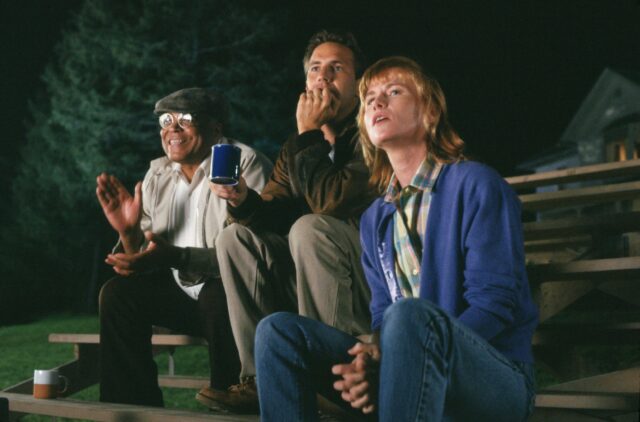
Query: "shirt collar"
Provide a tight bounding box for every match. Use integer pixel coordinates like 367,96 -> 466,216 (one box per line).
170,154 -> 212,182
384,155 -> 443,203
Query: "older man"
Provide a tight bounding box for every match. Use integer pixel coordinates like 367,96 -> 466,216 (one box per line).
96,88 -> 272,406
203,30 -> 377,413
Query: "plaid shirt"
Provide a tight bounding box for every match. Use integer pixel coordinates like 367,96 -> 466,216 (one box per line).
384,156 -> 443,298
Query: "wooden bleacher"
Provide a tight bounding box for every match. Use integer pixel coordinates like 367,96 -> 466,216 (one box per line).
506,159 -> 640,421
2,159 -> 639,421
2,332 -> 209,396
0,332 -> 242,421
0,392 -> 256,422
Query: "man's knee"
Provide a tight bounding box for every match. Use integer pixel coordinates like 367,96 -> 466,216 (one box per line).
98,275 -> 151,318
289,214 -> 324,243
196,278 -> 228,318
215,223 -> 254,252
98,277 -> 127,313
289,214 -> 336,249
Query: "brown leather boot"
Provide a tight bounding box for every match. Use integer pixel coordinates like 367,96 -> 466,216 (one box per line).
196,377 -> 259,414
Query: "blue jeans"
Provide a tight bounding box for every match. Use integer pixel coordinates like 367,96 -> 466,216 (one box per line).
255,299 -> 536,421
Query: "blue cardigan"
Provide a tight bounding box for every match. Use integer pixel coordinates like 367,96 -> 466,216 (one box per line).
360,161 -> 538,363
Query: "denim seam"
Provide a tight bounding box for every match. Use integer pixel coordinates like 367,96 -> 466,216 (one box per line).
301,328 -> 318,422
452,321 -> 518,372
414,316 -> 441,421
450,319 -> 535,421
332,230 -> 351,332
293,355 -> 305,421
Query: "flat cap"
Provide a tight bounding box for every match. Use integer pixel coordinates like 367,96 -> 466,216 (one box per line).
154,87 -> 229,127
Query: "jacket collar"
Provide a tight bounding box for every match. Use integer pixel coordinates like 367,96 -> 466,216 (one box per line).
334,104 -> 359,143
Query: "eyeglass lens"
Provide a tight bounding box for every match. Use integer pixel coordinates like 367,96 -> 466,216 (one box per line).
159,113 -> 194,129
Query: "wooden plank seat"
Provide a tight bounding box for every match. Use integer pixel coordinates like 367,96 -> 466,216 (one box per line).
532,392 -> 639,422
535,391 -> 639,411
541,367 -> 640,394
0,392 -> 257,422
48,333 -> 208,347
49,332 -> 208,382
527,256 -> 640,282
4,333 -> 209,398
507,159 -> 640,419
530,369 -> 640,420
532,322 -> 640,346
506,159 -> 640,190
158,375 -> 209,389
522,210 -> 640,242
530,408 -> 638,422
518,180 -> 640,211
525,235 -> 593,254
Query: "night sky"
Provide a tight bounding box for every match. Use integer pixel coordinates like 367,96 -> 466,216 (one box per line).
2,0 -> 639,177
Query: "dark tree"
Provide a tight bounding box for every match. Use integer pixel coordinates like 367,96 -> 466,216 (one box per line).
1,0 -> 295,323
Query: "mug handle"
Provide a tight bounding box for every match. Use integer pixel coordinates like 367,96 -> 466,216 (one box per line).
58,375 -> 69,395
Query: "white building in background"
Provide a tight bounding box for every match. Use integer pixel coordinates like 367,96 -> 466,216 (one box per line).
519,68 -> 640,175
517,68 -> 640,256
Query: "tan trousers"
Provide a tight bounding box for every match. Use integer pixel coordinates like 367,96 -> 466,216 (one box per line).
216,215 -> 371,379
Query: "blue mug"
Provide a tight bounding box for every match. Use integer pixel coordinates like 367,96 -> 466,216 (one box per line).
210,144 -> 241,185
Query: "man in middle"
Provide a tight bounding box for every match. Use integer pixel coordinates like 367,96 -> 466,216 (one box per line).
202,29 -> 376,413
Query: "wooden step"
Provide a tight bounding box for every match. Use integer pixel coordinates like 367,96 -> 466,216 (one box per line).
158,375 -> 209,389
527,256 -> 640,282
543,367 -> 640,394
6,333 -> 210,397
519,180 -> 640,211
533,323 -> 640,346
506,159 -> 640,190
535,391 -> 639,411
525,235 -> 592,253
49,333 -> 207,346
523,211 -> 640,241
0,392 -> 257,422
530,408 -> 639,421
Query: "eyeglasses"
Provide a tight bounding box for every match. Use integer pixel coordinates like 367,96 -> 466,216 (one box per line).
158,112 -> 196,129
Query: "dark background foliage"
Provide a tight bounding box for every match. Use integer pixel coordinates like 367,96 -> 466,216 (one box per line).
0,0 -> 298,323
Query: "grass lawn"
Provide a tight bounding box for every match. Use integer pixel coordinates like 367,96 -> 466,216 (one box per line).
0,313 -> 212,421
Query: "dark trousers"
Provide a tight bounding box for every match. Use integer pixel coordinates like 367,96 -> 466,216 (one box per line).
98,270 -> 240,406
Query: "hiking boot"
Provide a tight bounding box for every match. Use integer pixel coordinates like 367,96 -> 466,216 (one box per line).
196,378 -> 259,414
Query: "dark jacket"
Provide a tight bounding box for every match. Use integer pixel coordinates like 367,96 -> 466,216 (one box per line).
228,116 -> 376,234
361,161 -> 538,363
